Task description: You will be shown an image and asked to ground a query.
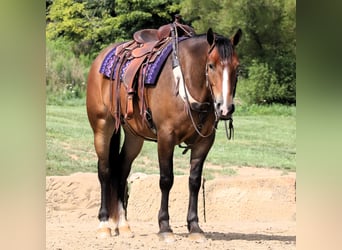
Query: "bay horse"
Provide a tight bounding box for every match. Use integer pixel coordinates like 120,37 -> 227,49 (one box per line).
86,27 -> 242,241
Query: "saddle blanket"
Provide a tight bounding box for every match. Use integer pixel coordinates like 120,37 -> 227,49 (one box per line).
99,37 -> 188,86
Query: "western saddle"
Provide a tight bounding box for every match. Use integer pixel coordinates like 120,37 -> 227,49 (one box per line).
110,15 -> 195,129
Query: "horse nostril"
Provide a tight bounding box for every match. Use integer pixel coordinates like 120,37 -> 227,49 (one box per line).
215,101 -> 221,110
228,104 -> 235,114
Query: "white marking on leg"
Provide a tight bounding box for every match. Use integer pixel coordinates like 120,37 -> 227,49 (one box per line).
98,220 -> 110,229
97,220 -> 112,238
116,200 -> 133,237
117,201 -> 129,228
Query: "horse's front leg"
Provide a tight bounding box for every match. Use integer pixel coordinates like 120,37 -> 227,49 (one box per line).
187,134 -> 215,241
157,135 -> 175,242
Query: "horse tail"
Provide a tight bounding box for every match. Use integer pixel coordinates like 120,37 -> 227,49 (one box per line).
109,126 -> 121,167
107,126 -> 121,219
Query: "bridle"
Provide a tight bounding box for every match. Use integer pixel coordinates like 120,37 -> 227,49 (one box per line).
171,26 -> 234,140
205,62 -> 234,140
182,43 -> 235,140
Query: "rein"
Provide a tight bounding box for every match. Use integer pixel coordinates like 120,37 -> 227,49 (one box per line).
224,118 -> 234,140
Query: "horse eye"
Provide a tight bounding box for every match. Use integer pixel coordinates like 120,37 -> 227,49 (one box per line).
208,63 -> 214,70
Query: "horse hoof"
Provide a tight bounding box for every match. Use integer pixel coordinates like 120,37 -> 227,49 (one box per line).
188,232 -> 206,242
119,226 -> 134,238
158,232 -> 176,243
96,227 -> 112,238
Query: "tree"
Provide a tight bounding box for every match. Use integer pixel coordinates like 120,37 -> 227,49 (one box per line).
180,0 -> 296,104
46,0 -> 89,41
46,0 -> 182,56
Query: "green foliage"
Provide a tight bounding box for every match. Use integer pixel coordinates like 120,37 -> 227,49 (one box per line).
46,38 -> 90,105
46,0 -> 89,41
237,60 -> 286,104
180,0 -> 221,31
46,0 -> 183,104
46,0 -> 296,105
181,0 -> 296,105
46,0 -> 181,55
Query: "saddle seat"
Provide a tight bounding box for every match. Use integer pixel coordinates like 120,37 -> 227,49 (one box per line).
133,24 -> 173,44
133,29 -> 160,44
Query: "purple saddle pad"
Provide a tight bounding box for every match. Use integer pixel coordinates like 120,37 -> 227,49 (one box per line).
99,37 -> 188,85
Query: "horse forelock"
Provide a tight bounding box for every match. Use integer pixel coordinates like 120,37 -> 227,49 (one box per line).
214,36 -> 233,62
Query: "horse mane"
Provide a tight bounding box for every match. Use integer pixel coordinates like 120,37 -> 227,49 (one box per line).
192,33 -> 233,61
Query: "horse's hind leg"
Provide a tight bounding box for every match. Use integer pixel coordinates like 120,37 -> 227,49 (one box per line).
112,128 -> 144,236
93,119 -> 118,238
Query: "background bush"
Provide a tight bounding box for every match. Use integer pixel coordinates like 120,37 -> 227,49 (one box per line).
237,60 -> 286,105
46,38 -> 90,105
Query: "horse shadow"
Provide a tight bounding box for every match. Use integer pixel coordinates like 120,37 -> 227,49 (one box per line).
205,231 -> 296,243
178,231 -> 295,243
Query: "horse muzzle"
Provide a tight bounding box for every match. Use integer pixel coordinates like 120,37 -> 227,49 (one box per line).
215,103 -> 235,120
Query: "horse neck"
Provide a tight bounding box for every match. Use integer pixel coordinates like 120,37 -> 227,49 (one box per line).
179,38 -> 211,103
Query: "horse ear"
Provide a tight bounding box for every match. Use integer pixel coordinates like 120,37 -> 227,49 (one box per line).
207,28 -> 215,46
232,28 -> 242,46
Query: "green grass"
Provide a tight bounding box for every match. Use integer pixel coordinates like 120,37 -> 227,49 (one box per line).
208,116 -> 296,170
46,102 -> 296,176
46,105 -> 96,175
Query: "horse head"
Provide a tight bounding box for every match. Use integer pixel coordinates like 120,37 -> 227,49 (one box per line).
206,28 -> 242,120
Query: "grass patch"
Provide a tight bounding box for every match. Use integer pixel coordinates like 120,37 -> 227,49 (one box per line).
208,115 -> 296,171
46,105 -> 96,175
236,103 -> 296,116
46,103 -> 296,176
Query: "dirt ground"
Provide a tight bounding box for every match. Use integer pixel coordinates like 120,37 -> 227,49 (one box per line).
46,166 -> 296,249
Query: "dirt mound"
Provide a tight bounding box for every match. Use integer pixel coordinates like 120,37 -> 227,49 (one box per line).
46,167 -> 296,249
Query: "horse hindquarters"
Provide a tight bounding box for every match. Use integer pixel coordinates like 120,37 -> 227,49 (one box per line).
96,126 -> 145,238
90,114 -> 119,237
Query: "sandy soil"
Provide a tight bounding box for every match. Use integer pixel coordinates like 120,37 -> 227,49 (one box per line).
46,166 -> 296,249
